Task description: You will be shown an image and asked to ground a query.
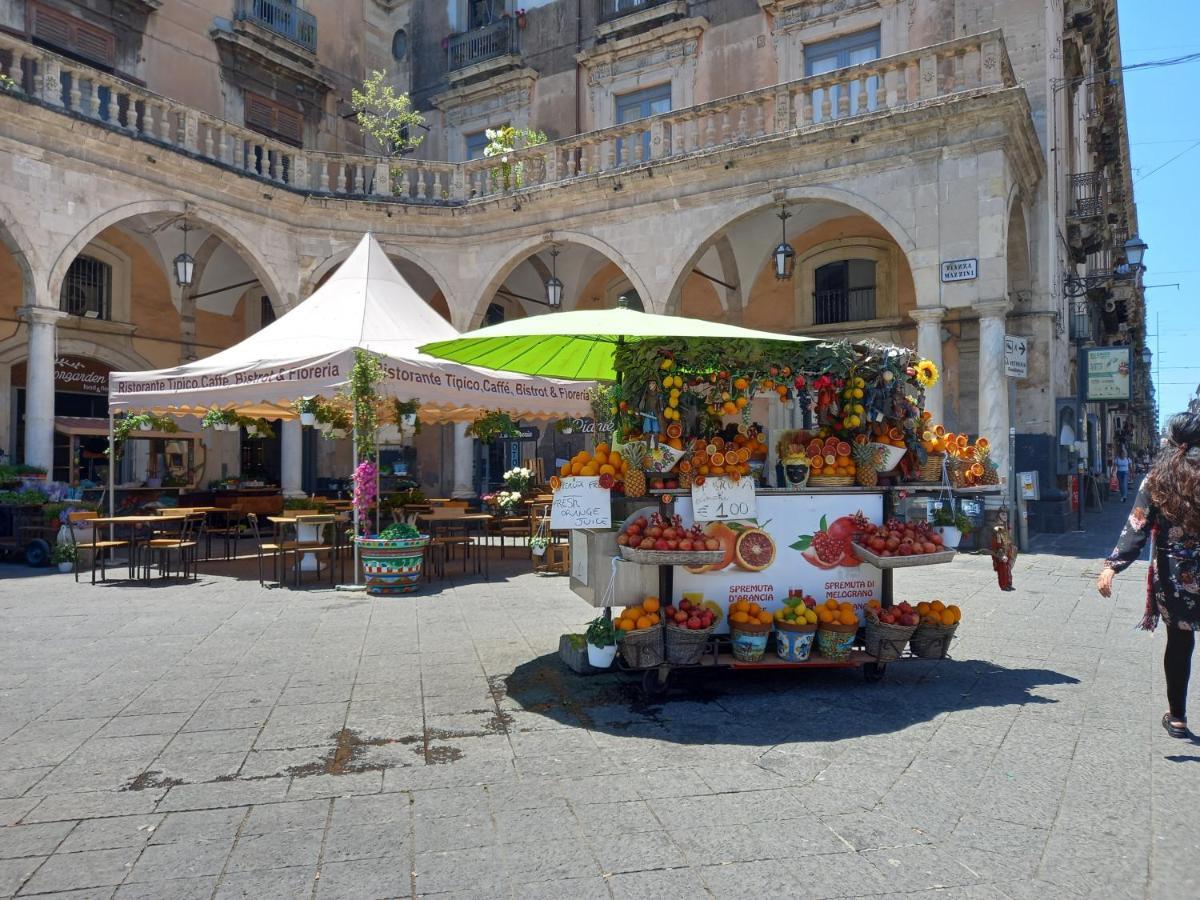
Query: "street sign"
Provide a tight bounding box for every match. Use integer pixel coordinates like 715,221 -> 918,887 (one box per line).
1004,335 -> 1028,378
940,258 -> 978,282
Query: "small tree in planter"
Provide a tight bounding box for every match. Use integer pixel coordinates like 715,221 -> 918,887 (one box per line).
351,70 -> 426,194
584,616 -> 620,668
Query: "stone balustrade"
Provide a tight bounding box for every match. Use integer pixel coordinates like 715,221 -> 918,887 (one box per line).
0,29 -> 1014,206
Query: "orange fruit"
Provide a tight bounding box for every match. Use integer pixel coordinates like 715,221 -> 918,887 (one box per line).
710,452 -> 726,467
712,437 -> 726,450
666,423 -> 683,439
806,441 -> 823,457
930,600 -> 945,613
570,462 -> 584,475
734,599 -> 751,614
825,598 -> 839,610
748,603 -> 761,615
617,619 -> 635,632
679,460 -> 692,474
757,612 -> 773,625
916,602 -> 931,615
728,471 -> 741,483
559,463 -> 571,476
599,464 -> 616,476
818,609 -> 834,624
648,613 -> 660,626
549,476 -> 561,490
731,611 -> 751,625
839,609 -> 858,626
947,604 -> 961,622
939,610 -> 956,627
810,457 -> 824,470
888,427 -> 904,441
643,597 -> 661,613
836,441 -> 851,457
636,615 -> 653,630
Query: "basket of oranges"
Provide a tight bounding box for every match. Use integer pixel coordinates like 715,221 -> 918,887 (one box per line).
728,599 -> 773,662
615,598 -> 665,669
908,600 -> 961,659
815,599 -> 861,661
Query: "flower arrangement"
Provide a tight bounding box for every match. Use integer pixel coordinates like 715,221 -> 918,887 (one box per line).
503,466 -> 533,493
484,490 -> 523,514
352,460 -> 378,533
913,359 -> 940,388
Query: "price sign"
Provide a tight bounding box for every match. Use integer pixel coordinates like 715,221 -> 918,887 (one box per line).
691,476 -> 757,522
960,499 -> 983,518
550,476 -> 611,530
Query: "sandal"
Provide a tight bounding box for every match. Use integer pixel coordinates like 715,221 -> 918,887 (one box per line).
1162,713 -> 1192,739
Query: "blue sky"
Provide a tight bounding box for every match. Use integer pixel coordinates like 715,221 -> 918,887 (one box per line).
1120,2 -> 1200,427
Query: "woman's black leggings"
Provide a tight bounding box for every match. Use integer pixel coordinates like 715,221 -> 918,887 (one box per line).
1165,627 -> 1195,720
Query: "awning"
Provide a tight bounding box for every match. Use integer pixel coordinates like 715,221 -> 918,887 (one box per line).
55,417 -> 198,441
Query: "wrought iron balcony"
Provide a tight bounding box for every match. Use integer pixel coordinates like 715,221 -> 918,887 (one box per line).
447,18 -> 517,73
598,0 -> 677,23
813,288 -> 877,326
233,0 -> 317,53
1066,171 -> 1107,219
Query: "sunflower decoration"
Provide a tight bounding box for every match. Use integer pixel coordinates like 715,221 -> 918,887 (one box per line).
914,359 -> 940,388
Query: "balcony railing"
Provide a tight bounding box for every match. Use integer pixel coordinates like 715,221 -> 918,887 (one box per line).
814,288 -> 877,326
447,18 -> 517,73
598,0 -> 676,23
0,29 -> 1014,204
1067,171 -> 1106,219
233,0 -> 317,53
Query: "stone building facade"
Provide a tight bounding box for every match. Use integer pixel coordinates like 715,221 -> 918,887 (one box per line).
0,0 -> 1150,529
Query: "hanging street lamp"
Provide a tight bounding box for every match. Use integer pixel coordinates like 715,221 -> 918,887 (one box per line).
774,207 -> 795,280
545,245 -> 563,310
173,220 -> 195,288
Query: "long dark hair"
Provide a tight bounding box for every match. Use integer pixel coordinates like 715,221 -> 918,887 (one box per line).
1146,412 -> 1200,533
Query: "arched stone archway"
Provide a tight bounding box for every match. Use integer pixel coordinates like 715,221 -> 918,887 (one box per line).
46,200 -> 291,317
0,199 -> 42,308
467,231 -> 654,330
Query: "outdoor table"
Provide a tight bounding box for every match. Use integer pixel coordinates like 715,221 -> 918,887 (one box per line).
91,514 -> 186,581
268,514 -> 347,577
416,512 -> 492,578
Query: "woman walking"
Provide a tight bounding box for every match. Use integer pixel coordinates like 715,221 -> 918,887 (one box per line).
1097,413 -> 1200,738
1113,446 -> 1132,502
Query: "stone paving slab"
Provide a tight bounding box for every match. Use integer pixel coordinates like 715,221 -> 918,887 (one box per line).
0,498 -> 1195,898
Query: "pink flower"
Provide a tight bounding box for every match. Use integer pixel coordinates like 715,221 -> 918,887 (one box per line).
353,460 -> 378,534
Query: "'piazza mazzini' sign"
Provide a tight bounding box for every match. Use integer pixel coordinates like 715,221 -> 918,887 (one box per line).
108,351 -> 593,421
940,258 -> 978,282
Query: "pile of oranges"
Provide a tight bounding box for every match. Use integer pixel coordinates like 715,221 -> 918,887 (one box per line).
559,442 -> 629,480
728,599 -> 773,627
917,600 -> 961,627
868,424 -> 910,449
817,598 -> 860,627
805,436 -> 856,479
616,596 -> 662,632
682,433 -> 767,483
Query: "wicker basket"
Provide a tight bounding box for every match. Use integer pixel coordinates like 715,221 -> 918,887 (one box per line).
664,622 -> 713,665
909,621 -> 957,659
918,452 -> 946,483
619,624 -> 664,669
808,475 -> 855,487
774,620 -> 818,662
815,622 -> 858,661
618,546 -> 725,567
863,615 -> 917,662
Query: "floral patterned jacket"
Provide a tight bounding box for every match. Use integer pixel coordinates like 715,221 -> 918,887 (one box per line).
1104,482 -> 1200,630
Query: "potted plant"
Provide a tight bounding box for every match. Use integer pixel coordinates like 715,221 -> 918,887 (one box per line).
930,505 -> 971,550
555,418 -> 576,436
356,521 -> 431,596
585,616 -> 620,669
113,414 -> 178,456
295,397 -> 318,427
393,398 -> 421,433
530,534 -> 549,558
202,408 -> 233,431
467,410 -> 521,444
503,466 -> 533,494
51,541 -> 76,574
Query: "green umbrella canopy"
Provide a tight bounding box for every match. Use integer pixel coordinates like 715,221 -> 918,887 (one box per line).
419,305 -> 816,381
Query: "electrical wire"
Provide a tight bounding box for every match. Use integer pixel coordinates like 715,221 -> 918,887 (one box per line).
1135,138 -> 1200,183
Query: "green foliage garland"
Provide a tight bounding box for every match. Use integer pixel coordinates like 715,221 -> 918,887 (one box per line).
343,350 -> 384,462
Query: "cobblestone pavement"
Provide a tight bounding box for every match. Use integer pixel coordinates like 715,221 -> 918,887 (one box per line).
0,498 -> 1196,899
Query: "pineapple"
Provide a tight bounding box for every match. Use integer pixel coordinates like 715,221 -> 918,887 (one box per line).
975,443 -> 1000,485
621,442 -> 648,497
853,442 -> 884,487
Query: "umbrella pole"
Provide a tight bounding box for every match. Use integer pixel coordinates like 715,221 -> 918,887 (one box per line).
107,412 -> 115,519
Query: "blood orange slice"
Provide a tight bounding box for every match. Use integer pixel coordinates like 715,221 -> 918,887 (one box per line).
734,529 -> 776,572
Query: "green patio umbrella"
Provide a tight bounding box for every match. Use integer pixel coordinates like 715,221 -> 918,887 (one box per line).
418,302 -> 816,381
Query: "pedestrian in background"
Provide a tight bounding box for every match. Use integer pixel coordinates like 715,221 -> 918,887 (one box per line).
1114,445 -> 1132,502
1097,412 -> 1200,739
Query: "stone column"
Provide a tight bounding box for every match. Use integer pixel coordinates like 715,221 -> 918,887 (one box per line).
909,307 -> 946,425
452,422 -> 475,498
281,418 -> 304,497
19,306 -> 65,471
976,300 -> 1011,480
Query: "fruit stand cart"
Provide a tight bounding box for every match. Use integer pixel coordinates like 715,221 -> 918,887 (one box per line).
418,304 -> 990,697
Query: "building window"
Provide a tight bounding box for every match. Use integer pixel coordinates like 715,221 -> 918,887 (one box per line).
813,259 -> 876,325
60,255 -> 112,320
29,1 -> 116,69
805,28 -> 880,122
391,28 -> 408,61
469,0 -> 506,29
465,130 -> 490,160
485,302 -> 506,326
244,91 -> 304,147
615,82 -> 671,164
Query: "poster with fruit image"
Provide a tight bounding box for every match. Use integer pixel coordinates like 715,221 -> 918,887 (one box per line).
672,494 -> 883,634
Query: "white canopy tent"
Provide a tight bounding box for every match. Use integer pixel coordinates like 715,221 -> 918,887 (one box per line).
108,233 -> 591,422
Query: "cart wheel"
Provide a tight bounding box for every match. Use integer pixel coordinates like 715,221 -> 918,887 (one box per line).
24,539 -> 50,568
863,661 -> 887,683
641,666 -> 671,700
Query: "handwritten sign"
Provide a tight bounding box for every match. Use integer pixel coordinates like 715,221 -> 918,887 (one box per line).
551,476 -> 611,530
691,476 -> 757,522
